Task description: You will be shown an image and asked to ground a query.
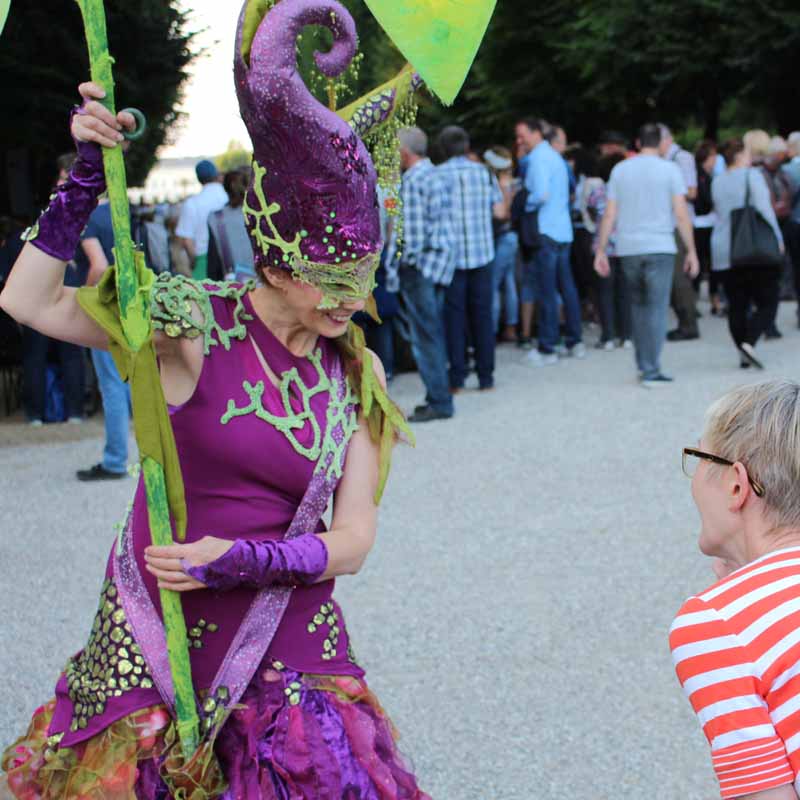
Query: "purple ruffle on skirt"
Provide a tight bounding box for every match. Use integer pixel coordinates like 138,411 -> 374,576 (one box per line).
3,668 -> 428,799
215,666 -> 429,799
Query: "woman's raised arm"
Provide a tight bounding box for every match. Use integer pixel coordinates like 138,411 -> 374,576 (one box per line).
0,82 -> 134,349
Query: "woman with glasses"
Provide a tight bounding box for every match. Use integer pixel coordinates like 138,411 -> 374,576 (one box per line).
671,379 -> 800,800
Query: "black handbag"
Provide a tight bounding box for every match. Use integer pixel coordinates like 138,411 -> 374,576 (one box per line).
730,170 -> 783,268
510,187 -> 540,255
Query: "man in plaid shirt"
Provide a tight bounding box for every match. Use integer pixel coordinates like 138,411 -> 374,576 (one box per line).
385,127 -> 455,423
437,126 -> 503,391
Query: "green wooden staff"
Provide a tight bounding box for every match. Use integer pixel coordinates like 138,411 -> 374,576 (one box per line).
73,0 -> 200,756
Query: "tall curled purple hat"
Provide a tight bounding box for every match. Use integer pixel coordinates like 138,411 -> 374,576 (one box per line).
235,0 -> 381,309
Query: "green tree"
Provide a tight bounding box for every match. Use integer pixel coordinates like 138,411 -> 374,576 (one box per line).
0,0 -> 196,218
215,140 -> 253,173
419,0 -> 800,149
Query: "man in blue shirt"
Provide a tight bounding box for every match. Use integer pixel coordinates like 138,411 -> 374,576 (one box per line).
386,127 -> 455,422
437,126 -> 503,391
516,118 -> 584,364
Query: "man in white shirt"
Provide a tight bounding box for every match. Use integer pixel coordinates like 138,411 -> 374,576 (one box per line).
594,123 -> 699,388
175,159 -> 228,280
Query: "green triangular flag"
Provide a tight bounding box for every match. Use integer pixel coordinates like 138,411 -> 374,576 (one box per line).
365,0 -> 496,105
0,0 -> 11,37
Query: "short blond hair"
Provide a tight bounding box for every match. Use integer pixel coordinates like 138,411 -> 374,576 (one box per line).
703,380 -> 800,527
743,129 -> 771,159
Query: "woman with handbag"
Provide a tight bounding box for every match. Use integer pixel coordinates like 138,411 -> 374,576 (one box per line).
711,138 -> 784,369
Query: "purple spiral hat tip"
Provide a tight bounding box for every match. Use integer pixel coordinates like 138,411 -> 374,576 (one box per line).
235,0 -> 381,279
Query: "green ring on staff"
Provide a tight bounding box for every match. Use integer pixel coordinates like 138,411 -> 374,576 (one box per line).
120,108 -> 147,141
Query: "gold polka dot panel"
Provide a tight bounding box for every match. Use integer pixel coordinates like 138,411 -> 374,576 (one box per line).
64,579 -> 153,732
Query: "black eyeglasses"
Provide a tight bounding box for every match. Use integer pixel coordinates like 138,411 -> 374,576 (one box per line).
682,447 -> 765,497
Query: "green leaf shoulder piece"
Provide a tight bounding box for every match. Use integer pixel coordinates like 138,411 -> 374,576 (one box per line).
149,273 -> 255,355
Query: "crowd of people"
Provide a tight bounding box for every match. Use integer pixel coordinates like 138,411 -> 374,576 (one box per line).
3,117 -> 800,445
378,118 -> 800,412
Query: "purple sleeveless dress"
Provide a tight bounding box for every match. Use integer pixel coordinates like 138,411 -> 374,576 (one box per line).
2,285 -> 428,800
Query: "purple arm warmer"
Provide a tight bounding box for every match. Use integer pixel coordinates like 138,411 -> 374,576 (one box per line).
25,108 -> 106,262
182,533 -> 329,591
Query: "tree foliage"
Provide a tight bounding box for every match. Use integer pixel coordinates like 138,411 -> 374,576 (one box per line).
214,140 -> 253,173
417,0 -> 800,149
0,0 -> 196,218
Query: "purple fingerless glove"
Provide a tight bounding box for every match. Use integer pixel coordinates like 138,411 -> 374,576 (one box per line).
183,534 -> 329,592
24,107 -> 106,262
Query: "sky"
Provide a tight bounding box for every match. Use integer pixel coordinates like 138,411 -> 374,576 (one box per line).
160,1 -> 252,159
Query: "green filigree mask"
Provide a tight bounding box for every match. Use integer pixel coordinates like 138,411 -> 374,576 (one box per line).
291,252 -> 379,310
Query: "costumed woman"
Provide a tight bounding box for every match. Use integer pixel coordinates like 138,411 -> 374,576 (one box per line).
0,0 -> 429,796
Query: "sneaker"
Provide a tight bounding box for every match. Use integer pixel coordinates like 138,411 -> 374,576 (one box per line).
596,340 -> 615,351
408,405 -> 452,423
738,342 -> 764,370
517,337 -> 535,351
28,419 -> 44,427
621,339 -> 633,350
76,463 -> 127,481
67,416 -> 84,425
569,342 -> 587,359
554,344 -> 568,357
527,350 -> 559,367
641,374 -> 674,389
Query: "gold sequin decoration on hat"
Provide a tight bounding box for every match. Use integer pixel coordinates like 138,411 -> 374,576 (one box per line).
64,578 -> 153,732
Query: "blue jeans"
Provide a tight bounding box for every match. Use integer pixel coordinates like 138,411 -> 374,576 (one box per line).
445,263 -> 495,389
596,256 -> 632,342
399,266 -> 453,415
534,236 -> 582,354
91,349 -> 132,473
520,255 -> 537,304
619,253 -> 674,379
492,231 -> 519,329
22,327 -> 85,422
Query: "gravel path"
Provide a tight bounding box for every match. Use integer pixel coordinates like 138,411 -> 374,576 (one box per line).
2,303 -> 800,799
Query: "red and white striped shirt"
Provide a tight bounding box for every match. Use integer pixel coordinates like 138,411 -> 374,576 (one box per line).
670,547 -> 800,798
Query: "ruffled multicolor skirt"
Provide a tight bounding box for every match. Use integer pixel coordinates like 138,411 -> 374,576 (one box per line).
2,666 -> 429,799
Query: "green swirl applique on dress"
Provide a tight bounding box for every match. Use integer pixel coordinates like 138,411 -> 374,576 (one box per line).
150,273 -> 254,354
221,347 -> 359,479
